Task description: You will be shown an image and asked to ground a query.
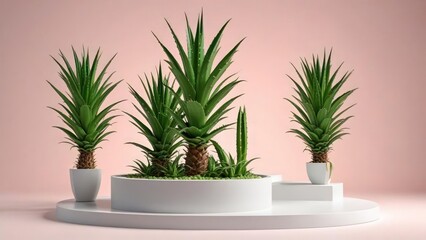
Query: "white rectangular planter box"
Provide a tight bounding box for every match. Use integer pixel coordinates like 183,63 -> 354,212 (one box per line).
273,182 -> 343,201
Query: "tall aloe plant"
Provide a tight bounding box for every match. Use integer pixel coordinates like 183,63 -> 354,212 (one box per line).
125,65 -> 181,176
154,13 -> 244,175
48,47 -> 123,169
211,107 -> 256,178
236,107 -> 247,163
286,50 -> 356,163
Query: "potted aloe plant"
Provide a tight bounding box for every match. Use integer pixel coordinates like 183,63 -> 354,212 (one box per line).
111,13 -> 271,214
286,50 -> 356,184
48,47 -> 123,201
112,102 -> 267,213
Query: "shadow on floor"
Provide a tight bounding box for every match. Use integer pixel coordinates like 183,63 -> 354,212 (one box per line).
43,209 -> 57,222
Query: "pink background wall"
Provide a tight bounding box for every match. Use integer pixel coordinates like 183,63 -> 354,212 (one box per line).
1,0 -> 425,196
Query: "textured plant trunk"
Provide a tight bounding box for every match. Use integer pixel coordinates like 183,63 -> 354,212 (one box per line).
76,150 -> 96,169
312,151 -> 328,163
185,145 -> 209,176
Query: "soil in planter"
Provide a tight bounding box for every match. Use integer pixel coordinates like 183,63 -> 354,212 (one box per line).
125,174 -> 261,180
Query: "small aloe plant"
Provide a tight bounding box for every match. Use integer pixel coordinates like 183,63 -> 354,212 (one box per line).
210,107 -> 257,178
159,156 -> 185,178
236,106 -> 248,163
129,160 -> 156,177
204,157 -> 222,178
130,156 -> 185,178
125,65 -> 182,177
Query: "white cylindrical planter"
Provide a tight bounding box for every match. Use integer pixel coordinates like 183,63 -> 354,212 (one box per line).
111,175 -> 272,213
306,163 -> 331,185
70,169 -> 101,202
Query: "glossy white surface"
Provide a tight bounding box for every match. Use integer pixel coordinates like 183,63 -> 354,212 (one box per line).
4,193 -> 426,239
269,174 -> 283,183
56,197 -> 380,229
111,175 -> 272,213
273,182 -> 343,201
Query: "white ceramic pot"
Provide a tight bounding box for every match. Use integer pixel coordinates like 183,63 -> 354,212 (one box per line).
306,163 -> 331,185
70,169 -> 101,202
111,175 -> 272,213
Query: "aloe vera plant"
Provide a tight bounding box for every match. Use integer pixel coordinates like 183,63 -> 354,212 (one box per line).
286,50 -> 356,163
129,160 -> 156,177
48,47 -> 123,169
211,107 -> 256,178
159,156 -> 185,178
125,65 -> 181,176
236,106 -> 248,163
154,12 -> 244,175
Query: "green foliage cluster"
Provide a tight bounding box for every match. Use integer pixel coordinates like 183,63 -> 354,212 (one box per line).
154,13 -> 244,148
49,48 -> 123,152
129,156 -> 186,178
286,50 -> 355,161
49,12 -> 355,178
125,65 -> 182,176
48,47 -> 123,168
129,108 -> 257,179
127,13 -> 257,178
203,108 -> 256,178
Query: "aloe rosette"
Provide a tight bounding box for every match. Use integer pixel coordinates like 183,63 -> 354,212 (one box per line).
125,65 -> 182,176
48,48 -> 123,169
154,13 -> 244,175
286,50 -> 356,163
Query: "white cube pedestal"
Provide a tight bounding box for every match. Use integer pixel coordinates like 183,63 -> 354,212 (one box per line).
273,182 -> 343,201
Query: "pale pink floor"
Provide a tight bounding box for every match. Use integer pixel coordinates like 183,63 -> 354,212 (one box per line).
1,193 -> 425,240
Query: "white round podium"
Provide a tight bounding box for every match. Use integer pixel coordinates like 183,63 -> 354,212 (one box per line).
56,197 -> 380,230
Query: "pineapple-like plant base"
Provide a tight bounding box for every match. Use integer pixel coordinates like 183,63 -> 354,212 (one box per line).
185,145 -> 209,176
76,151 -> 96,169
312,151 -> 328,163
